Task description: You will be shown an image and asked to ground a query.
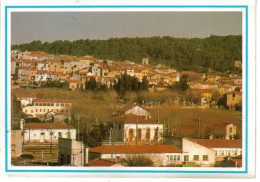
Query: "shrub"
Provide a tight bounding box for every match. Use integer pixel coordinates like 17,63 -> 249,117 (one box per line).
125,154 -> 154,167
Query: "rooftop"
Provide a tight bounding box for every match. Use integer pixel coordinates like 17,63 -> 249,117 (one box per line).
89,144 -> 182,154
188,139 -> 242,148
24,123 -> 71,129
114,114 -> 158,124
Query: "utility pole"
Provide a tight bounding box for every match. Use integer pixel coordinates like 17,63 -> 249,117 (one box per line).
136,119 -> 138,145
22,119 -> 25,152
198,118 -> 201,139
177,116 -> 179,136
68,118 -> 70,139
77,119 -> 80,141
29,122 -> 31,143
50,123 -> 53,154
110,124 -> 114,161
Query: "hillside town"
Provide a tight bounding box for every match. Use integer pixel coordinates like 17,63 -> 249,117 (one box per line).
10,50 -> 242,167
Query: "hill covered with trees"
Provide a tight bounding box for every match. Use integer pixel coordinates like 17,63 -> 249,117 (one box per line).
12,35 -> 242,73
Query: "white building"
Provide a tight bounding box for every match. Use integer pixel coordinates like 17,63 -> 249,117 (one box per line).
37,61 -> 49,71
225,124 -> 237,139
16,96 -> 36,107
182,138 -> 216,167
110,114 -> 163,143
35,70 -> 48,82
22,98 -> 71,117
21,122 -> 76,143
89,144 -> 182,167
182,138 -> 242,167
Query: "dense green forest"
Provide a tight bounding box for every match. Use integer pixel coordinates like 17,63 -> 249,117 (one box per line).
12,35 -> 242,73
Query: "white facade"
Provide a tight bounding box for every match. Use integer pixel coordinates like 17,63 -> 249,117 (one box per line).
22,104 -> 70,117
214,147 -> 242,157
225,124 -> 237,139
123,123 -> 163,143
21,122 -> 76,143
16,97 -> 35,107
182,138 -> 216,167
22,100 -> 71,117
35,72 -> 48,82
23,128 -> 76,143
37,62 -> 49,70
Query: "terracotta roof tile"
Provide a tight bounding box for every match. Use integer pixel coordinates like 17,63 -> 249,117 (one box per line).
34,98 -> 71,103
86,159 -> 118,166
188,139 -> 242,148
114,114 -> 159,124
24,123 -> 71,129
89,145 -> 182,154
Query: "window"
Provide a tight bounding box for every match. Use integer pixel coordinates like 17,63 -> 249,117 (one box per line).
118,125 -> 121,130
234,150 -> 237,156
36,109 -> 38,112
40,109 -> 42,112
43,103 -> 46,106
35,103 -> 38,106
170,155 -> 173,161
167,155 -> 170,161
184,155 -> 189,162
60,154 -> 64,165
47,103 -> 50,106
203,155 -> 208,161
193,155 -> 199,161
228,151 -> 231,156
177,155 -> 180,161
51,103 -> 54,106
39,103 -> 42,106
61,103 -> 64,107
174,155 -> 176,161
56,103 -> 59,106
31,110 -> 33,113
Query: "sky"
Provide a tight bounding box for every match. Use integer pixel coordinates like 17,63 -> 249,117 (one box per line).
11,12 -> 242,45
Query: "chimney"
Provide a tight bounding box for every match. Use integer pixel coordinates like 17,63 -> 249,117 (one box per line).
20,119 -> 25,130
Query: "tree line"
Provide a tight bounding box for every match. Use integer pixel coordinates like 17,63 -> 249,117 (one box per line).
12,35 -> 242,73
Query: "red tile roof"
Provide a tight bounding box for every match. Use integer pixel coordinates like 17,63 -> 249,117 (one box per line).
24,123 -> 71,129
114,114 -> 158,124
86,159 -> 119,167
89,145 -> 182,154
34,98 -> 71,103
188,139 -> 242,148
199,89 -> 215,93
36,70 -> 48,74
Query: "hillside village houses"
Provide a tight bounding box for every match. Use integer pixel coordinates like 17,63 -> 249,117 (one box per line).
10,50 -> 243,167
12,50 -> 242,107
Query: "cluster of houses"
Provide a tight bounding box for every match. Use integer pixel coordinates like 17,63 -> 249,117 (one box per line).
11,101 -> 242,168
11,50 -> 242,109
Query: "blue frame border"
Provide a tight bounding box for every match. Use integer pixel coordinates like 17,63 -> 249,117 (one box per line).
5,5 -> 248,174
